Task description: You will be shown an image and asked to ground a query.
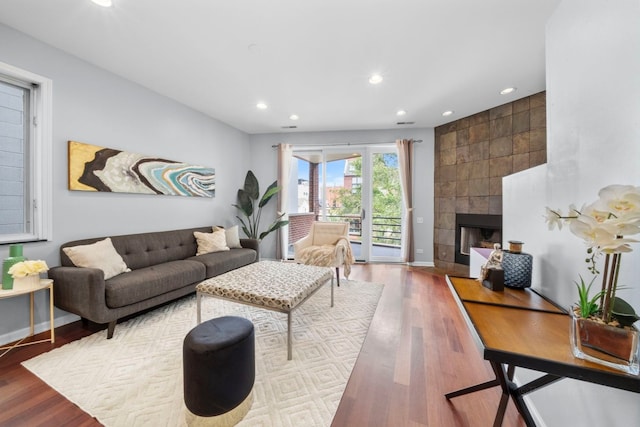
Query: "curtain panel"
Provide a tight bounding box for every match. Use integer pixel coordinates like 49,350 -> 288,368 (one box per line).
276,143 -> 293,260
396,139 -> 414,263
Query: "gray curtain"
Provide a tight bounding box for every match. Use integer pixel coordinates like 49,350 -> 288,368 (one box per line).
276,143 -> 293,260
396,139 -> 414,263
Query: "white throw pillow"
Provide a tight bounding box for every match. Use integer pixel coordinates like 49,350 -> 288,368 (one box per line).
63,237 -> 131,280
194,230 -> 230,255
213,225 -> 242,249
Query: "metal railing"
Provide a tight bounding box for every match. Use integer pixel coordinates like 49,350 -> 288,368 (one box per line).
325,214 -> 401,247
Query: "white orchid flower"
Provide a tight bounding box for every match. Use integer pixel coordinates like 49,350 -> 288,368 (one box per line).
597,184 -> 640,219
544,207 -> 564,230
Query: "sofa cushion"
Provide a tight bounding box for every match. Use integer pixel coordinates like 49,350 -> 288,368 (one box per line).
189,248 -> 257,278
63,237 -> 131,280
194,230 -> 229,255
213,225 -> 242,249
105,260 -> 206,308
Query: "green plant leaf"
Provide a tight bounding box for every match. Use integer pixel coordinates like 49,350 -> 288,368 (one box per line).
234,215 -> 252,237
258,220 -> 289,241
236,190 -> 254,216
258,181 -> 280,208
243,170 -> 260,200
611,297 -> 640,327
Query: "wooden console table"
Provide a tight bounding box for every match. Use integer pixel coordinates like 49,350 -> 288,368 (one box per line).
445,275 -> 640,427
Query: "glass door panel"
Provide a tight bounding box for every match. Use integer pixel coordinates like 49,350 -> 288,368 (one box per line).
370,150 -> 402,262
324,153 -> 364,260
288,146 -> 403,263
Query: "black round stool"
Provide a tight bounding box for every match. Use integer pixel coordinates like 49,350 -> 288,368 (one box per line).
183,316 -> 255,424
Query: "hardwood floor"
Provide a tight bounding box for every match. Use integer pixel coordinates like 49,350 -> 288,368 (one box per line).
0,264 -> 526,426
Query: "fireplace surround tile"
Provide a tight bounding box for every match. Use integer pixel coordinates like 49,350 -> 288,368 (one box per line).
434,92 -> 547,270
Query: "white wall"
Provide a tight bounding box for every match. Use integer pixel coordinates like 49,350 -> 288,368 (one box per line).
248,128 -> 435,263
503,0 -> 640,425
0,23 -> 251,343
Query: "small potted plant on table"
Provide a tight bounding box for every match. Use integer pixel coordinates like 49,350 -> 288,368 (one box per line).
546,184 -> 640,374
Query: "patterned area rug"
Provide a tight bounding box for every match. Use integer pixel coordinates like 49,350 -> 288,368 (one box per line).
22,279 -> 383,427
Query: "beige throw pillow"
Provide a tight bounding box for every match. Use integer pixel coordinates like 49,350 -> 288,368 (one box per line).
63,237 -> 131,280
194,230 -> 230,255
213,225 -> 242,249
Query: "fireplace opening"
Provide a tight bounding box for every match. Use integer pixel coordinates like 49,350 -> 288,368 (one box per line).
455,214 -> 502,265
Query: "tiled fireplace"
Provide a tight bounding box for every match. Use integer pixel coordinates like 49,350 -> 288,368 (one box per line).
434,92 -> 547,273
454,213 -> 502,265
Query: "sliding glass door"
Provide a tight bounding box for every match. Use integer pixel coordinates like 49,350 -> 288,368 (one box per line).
368,147 -> 403,262
287,146 -> 403,263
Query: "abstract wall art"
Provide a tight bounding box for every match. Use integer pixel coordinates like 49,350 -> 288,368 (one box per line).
68,141 -> 215,197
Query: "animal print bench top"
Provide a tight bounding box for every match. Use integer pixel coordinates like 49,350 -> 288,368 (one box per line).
196,261 -> 334,311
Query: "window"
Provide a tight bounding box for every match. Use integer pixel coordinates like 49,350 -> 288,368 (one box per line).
0,62 -> 52,244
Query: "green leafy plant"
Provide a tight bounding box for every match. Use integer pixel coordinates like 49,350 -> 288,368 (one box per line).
574,275 -> 602,318
233,170 -> 288,241
575,274 -> 639,326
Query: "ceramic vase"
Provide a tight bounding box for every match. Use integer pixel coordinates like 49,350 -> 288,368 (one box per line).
13,274 -> 41,290
2,244 -> 25,290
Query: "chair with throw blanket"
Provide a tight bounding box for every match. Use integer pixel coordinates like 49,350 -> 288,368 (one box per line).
293,221 -> 355,286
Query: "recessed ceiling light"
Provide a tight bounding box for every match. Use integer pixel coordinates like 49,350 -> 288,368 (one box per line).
500,87 -> 517,95
289,114 -> 299,120
256,102 -> 268,110
396,110 -> 407,116
442,110 -> 454,117
368,74 -> 383,85
91,0 -> 113,7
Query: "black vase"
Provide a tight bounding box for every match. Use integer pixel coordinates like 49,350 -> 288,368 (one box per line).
502,251 -> 533,288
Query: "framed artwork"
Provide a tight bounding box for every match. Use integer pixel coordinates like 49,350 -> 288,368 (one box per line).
68,141 -> 215,197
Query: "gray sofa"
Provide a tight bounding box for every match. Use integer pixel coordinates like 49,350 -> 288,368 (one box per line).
48,226 -> 259,338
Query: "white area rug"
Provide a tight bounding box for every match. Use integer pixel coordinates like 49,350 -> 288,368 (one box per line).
23,279 -> 383,427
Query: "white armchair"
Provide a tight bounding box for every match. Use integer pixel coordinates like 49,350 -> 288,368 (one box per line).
293,221 -> 355,286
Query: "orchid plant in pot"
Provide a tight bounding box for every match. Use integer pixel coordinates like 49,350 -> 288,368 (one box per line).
545,184 -> 640,374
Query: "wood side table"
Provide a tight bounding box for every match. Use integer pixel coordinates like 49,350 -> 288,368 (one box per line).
0,278 -> 55,358
445,275 -> 640,427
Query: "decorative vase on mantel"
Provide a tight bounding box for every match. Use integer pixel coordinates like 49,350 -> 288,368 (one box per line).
570,307 -> 640,375
2,244 -> 26,290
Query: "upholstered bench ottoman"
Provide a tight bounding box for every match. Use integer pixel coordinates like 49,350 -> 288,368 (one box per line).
196,261 -> 334,360
183,316 -> 255,426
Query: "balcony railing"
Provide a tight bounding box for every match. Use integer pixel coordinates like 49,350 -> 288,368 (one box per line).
325,214 -> 401,247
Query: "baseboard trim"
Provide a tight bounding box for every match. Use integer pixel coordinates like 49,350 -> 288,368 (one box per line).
0,312 -> 79,347
409,261 -> 435,267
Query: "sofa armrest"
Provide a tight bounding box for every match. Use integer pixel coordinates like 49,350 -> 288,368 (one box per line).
240,238 -> 260,259
48,266 -> 110,322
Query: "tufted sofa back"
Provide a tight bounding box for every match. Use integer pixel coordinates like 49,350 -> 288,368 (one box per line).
59,226 -> 212,271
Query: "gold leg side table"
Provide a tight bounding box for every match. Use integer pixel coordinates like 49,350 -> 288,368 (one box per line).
0,278 -> 55,358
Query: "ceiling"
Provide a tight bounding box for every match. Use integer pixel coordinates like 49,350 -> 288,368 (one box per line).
0,0 -> 561,134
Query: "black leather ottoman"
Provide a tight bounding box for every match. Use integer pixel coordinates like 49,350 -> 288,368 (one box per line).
183,316 -> 255,425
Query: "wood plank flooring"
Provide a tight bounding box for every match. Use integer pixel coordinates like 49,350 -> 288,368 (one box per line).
0,264 -> 526,426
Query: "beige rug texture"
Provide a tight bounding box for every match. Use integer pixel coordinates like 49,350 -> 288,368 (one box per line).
22,279 -> 383,427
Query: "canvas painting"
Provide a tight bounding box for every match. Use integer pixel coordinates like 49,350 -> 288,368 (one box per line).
68,141 -> 215,197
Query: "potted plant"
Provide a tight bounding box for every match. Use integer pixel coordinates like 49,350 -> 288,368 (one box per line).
545,184 -> 640,374
7,260 -> 49,290
233,170 -> 288,241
